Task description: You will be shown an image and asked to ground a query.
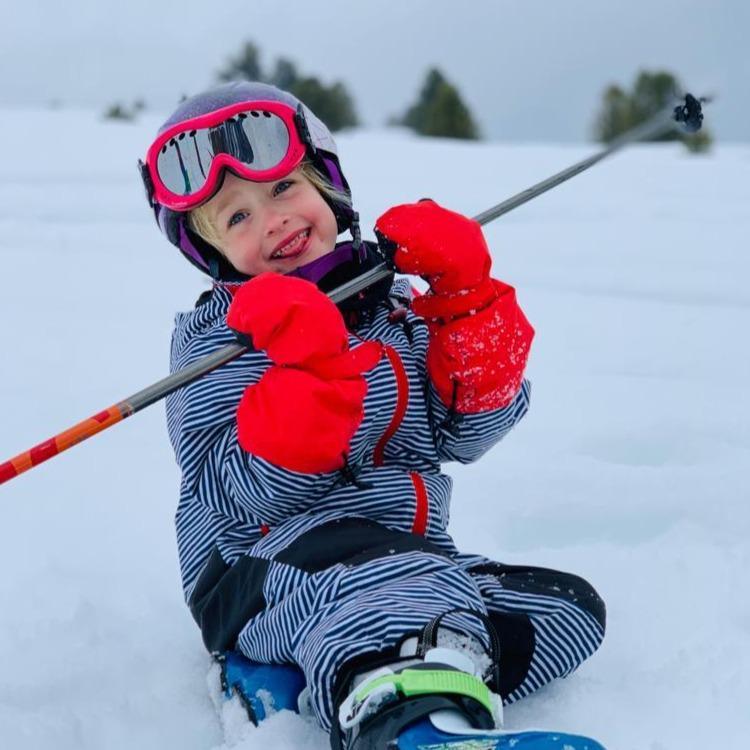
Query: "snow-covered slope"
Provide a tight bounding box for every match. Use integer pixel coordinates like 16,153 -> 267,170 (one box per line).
0,109 -> 748,750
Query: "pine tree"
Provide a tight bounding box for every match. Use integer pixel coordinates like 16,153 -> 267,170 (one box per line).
216,42 -> 358,132
270,58 -> 299,91
398,68 -> 480,140
217,42 -> 263,82
289,77 -> 358,131
594,70 -> 712,153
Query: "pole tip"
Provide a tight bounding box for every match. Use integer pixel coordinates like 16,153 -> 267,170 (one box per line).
673,93 -> 705,133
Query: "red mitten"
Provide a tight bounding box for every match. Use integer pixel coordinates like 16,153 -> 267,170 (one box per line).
375,200 -> 497,321
227,273 -> 382,473
376,201 -> 534,413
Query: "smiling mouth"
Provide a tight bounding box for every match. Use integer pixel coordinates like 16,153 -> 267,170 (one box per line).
270,229 -> 311,260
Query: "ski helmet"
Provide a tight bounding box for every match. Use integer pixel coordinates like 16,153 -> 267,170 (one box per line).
139,81 -> 356,282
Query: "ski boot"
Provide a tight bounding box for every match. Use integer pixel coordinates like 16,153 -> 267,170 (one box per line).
332,646 -> 606,750
217,650 -> 306,724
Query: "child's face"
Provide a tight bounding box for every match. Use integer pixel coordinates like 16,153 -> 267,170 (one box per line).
201,170 -> 338,276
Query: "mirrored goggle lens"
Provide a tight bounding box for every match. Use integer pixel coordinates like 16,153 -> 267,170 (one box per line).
155,109 -> 291,196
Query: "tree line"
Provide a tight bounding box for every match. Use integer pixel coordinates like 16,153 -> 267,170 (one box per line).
104,41 -> 711,152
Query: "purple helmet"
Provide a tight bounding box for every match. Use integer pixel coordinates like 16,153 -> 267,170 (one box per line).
140,81 -> 356,282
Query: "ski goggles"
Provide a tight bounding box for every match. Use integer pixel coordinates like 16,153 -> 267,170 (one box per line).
140,100 -> 311,211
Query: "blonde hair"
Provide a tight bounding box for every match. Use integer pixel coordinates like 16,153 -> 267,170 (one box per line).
187,161 -> 350,251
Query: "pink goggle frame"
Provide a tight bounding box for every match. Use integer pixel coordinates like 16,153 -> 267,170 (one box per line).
143,100 -> 308,212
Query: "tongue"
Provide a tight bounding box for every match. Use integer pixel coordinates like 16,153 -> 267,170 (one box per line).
276,232 -> 305,258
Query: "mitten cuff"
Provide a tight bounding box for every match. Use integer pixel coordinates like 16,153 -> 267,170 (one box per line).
426,280 -> 535,413
412,277 -> 499,322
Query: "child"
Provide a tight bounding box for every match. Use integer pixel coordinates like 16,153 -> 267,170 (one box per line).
140,81 -> 605,748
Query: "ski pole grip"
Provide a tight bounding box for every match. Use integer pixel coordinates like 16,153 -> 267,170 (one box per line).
231,330 -> 255,351
673,93 -> 704,133
373,229 -> 399,271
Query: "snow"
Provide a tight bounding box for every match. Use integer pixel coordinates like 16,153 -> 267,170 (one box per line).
1,108 -> 749,750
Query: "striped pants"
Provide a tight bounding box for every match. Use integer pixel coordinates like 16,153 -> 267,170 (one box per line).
199,515 -> 606,731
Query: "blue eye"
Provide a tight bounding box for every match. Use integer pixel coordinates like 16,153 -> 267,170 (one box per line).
228,210 -> 248,228
273,180 -> 293,196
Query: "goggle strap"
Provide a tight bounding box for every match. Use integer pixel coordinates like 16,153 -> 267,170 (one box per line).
138,159 -> 156,207
208,255 -> 221,281
294,104 -> 316,155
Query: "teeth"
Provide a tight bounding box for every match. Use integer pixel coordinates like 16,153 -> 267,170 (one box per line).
272,229 -> 309,259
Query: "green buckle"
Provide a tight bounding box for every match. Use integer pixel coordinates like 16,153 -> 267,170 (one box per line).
354,669 -> 493,716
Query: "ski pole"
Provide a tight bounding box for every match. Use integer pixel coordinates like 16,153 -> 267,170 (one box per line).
333,95 -> 706,303
0,93 -> 705,486
330,95 -> 705,293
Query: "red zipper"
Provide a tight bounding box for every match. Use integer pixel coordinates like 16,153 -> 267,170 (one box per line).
373,345 -> 409,467
410,472 -> 428,535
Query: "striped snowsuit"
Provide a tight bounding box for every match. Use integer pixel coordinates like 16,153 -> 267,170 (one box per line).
166,277 -> 605,730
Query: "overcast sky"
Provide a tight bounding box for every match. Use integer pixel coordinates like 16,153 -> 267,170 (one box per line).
2,0 -> 747,142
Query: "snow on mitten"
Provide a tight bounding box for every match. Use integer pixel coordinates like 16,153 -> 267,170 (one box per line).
425,280 -> 534,412
376,202 -> 534,413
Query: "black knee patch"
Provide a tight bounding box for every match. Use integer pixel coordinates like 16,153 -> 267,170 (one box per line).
470,561 -> 606,632
189,547 -> 270,654
485,610 -> 536,700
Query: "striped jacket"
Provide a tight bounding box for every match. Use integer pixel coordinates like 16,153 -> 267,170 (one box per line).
166,276 -> 531,604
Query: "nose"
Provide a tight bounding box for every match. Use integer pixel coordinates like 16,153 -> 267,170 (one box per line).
263,206 -> 289,237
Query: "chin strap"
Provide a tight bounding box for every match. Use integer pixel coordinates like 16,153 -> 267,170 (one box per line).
350,212 -> 363,257
208,256 -> 221,281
